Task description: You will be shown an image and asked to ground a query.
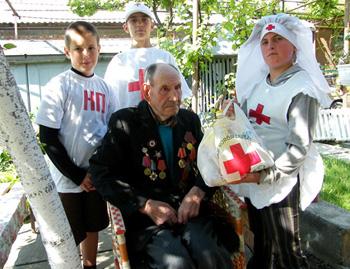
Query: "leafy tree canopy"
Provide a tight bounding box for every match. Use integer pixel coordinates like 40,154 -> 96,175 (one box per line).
68,0 -> 345,86
68,0 -> 282,76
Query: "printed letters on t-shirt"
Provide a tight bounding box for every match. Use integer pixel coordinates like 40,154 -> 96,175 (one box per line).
84,89 -> 106,113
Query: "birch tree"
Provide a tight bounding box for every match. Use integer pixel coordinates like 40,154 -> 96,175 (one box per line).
0,47 -> 81,268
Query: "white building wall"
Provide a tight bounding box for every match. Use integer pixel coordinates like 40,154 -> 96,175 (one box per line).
9,60 -> 109,115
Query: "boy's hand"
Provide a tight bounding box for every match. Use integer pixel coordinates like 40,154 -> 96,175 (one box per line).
80,173 -> 96,192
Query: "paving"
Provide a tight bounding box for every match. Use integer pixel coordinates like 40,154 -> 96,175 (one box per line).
3,224 -> 115,269
315,142 -> 350,163
2,142 -> 349,269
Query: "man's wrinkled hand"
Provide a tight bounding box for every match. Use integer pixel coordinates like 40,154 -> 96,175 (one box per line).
140,199 -> 178,226
178,186 -> 205,224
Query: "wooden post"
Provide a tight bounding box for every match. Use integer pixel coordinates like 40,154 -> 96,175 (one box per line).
191,0 -> 199,113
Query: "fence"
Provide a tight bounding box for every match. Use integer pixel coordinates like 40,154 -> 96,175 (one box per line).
199,55 -> 237,112
314,108 -> 350,142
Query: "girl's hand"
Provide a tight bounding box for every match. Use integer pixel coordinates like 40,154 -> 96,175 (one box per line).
221,99 -> 235,118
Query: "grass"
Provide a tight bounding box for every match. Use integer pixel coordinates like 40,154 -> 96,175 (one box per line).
320,156 -> 350,211
0,150 -> 18,184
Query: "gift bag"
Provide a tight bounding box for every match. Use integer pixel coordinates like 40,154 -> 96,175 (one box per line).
198,102 -> 274,187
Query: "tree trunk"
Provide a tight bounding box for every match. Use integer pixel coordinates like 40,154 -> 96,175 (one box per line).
191,0 -> 199,113
0,48 -> 81,268
345,0 -> 350,56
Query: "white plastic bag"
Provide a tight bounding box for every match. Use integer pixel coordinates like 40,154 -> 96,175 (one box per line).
198,102 -> 274,187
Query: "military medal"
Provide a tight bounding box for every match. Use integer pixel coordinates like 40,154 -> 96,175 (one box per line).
178,159 -> 186,168
144,168 -> 151,176
142,149 -> 152,176
157,159 -> 167,179
150,172 -> 157,181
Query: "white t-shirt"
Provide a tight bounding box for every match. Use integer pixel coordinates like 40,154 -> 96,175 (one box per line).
36,69 -> 118,193
104,47 -> 192,109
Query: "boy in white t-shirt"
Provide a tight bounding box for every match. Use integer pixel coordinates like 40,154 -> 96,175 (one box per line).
104,2 -> 192,109
36,21 -> 118,269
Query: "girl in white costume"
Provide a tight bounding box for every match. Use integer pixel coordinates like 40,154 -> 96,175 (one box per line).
232,14 -> 331,269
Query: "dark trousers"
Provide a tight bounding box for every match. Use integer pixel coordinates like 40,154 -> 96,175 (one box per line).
246,182 -> 309,269
143,216 -> 232,269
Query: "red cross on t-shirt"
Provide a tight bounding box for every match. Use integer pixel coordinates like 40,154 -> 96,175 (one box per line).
266,24 -> 275,31
128,69 -> 145,99
249,104 -> 271,125
223,143 -> 261,176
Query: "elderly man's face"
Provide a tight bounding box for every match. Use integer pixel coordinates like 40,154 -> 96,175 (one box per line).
144,65 -> 182,121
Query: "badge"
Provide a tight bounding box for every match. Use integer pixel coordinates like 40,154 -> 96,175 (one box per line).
144,168 -> 151,176
150,172 -> 158,181
159,171 -> 166,179
186,143 -> 193,150
149,140 -> 156,147
178,159 -> 186,168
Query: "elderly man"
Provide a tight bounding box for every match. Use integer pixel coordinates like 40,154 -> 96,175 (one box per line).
89,63 -> 235,268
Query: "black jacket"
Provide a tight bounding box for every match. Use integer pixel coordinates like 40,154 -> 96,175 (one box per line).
89,101 -> 216,249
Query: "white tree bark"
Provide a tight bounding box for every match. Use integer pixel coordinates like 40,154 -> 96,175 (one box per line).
0,48 -> 81,268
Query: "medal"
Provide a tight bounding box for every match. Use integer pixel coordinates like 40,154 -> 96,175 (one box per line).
150,172 -> 157,181
177,147 -> 186,158
186,143 -> 193,150
149,140 -> 156,147
157,159 -> 167,179
144,168 -> 151,176
184,131 -> 196,144
178,159 -> 186,168
142,155 -> 151,167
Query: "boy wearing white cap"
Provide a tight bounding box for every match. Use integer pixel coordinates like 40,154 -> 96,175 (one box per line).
104,2 -> 191,109
232,13 -> 331,269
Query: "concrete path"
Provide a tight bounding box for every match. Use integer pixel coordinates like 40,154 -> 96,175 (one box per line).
3,224 -> 115,269
315,142 -> 350,162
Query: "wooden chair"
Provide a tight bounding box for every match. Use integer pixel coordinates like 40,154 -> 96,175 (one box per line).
108,186 -> 247,269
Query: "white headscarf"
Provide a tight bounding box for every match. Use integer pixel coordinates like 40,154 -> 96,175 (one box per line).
235,13 -> 331,107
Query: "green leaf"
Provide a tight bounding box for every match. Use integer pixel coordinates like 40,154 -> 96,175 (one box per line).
3,43 -> 16,50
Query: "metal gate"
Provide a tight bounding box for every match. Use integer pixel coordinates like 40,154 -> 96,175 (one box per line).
199,55 -> 237,113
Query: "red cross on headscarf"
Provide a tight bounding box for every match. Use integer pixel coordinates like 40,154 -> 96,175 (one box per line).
128,69 -> 145,99
266,24 -> 275,31
223,143 -> 261,176
249,104 -> 270,125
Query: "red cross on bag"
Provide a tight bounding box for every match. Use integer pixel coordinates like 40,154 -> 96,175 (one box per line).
128,69 -> 145,99
223,143 -> 261,176
249,104 -> 270,125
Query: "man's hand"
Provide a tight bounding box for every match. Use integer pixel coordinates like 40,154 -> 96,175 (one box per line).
80,173 -> 96,192
178,186 -> 205,224
139,199 -> 178,226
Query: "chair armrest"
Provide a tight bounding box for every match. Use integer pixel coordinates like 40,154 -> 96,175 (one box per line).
212,186 -> 248,269
107,202 -> 130,269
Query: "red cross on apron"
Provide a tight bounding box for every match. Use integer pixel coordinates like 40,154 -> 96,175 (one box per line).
128,69 -> 145,99
223,143 -> 261,176
266,24 -> 275,31
249,104 -> 271,125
